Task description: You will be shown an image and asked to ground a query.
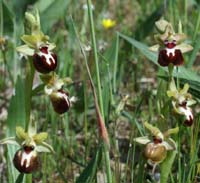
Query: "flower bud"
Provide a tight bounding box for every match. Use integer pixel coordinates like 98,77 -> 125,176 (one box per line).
33,46 -> 57,74
13,146 -> 39,173
50,90 -> 71,114
144,142 -> 167,163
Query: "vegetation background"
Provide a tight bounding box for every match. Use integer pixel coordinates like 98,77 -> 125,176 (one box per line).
1,0 -> 200,182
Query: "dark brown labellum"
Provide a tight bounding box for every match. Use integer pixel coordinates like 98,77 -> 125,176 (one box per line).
144,143 -> 167,163
13,147 -> 40,173
158,49 -> 184,67
50,90 -> 71,114
33,46 -> 57,74
184,114 -> 193,126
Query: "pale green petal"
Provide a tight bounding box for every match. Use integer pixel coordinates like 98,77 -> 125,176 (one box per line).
21,35 -> 38,48
0,137 -> 19,146
134,136 -> 150,145
180,83 -> 189,94
28,119 -> 37,137
167,90 -> 177,98
35,145 -> 51,153
187,99 -> 196,106
144,122 -> 163,139
16,45 -> 34,56
175,43 -> 193,53
163,138 -> 177,151
39,142 -> 55,153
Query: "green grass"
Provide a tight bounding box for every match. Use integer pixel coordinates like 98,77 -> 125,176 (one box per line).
0,0 -> 200,183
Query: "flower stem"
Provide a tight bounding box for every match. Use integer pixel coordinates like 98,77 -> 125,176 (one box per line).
86,1 -> 112,182
25,59 -> 35,130
25,174 -> 32,183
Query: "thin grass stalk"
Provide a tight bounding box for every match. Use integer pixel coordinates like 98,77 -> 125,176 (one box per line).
192,6 -> 200,41
87,0 -> 105,119
0,1 -> 3,37
71,9 -> 112,182
87,1 -> 112,183
113,33 -> 119,94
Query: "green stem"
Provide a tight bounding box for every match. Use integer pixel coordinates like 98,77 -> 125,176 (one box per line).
25,59 -> 35,131
0,1 -> 3,37
87,0 -> 104,119
85,2 -> 112,181
25,174 -> 32,183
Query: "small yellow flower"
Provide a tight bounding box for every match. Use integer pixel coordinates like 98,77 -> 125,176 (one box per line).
101,18 -> 116,29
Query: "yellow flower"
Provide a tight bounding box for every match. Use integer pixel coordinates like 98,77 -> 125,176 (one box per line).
101,18 -> 116,29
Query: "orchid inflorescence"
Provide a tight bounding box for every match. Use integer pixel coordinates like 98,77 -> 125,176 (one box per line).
0,8 -> 76,175
16,9 -> 76,114
134,19 -> 197,175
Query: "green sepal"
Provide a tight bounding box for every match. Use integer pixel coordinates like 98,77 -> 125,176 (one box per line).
33,132 -> 48,144
0,137 -> 19,146
16,126 -> 28,140
16,44 -> 34,56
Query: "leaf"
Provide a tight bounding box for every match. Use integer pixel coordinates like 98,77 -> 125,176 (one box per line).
6,76 -> 26,182
76,146 -> 102,183
38,0 -> 70,32
160,150 -> 177,183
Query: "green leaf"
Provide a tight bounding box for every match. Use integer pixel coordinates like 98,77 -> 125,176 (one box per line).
76,146 -> 102,183
160,151 -> 177,183
6,76 -> 26,182
38,0 -> 70,32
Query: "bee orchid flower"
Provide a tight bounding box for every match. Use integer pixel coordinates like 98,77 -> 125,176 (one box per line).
134,122 -> 178,172
40,73 -> 77,114
149,19 -> 193,67
16,9 -> 57,74
167,79 -> 196,126
0,121 -> 54,173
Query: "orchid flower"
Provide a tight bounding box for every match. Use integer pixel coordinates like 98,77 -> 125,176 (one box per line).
0,121 -> 54,173
149,19 -> 193,67
167,79 -> 196,126
134,122 -> 178,171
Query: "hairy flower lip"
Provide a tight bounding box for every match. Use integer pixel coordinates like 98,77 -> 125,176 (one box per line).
144,142 -> 167,163
33,46 -> 57,74
13,148 -> 40,174
158,48 -> 184,67
50,90 -> 71,114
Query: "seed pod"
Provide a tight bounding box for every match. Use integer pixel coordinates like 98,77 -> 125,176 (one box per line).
50,90 -> 71,114
13,146 -> 40,173
33,46 -> 57,74
144,142 -> 167,163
